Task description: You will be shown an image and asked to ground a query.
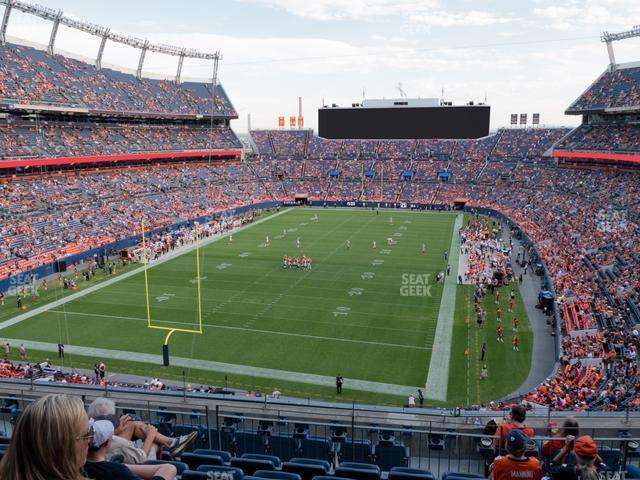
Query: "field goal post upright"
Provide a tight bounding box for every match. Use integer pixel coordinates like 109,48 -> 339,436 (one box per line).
141,218 -> 204,366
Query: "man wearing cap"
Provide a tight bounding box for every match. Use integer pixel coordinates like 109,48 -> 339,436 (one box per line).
489,429 -> 542,480
87,397 -> 197,464
84,419 -> 177,480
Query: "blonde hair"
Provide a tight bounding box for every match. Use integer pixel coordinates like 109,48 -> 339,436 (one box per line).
0,394 -> 88,480
576,455 -> 599,480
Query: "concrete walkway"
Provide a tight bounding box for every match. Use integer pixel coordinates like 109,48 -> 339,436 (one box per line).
425,213 -> 463,401
503,230 -> 557,398
8,338 -> 420,396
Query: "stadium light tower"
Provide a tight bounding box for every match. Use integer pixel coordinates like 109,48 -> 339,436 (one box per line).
0,0 -> 12,45
0,0 -> 222,84
601,25 -> 640,68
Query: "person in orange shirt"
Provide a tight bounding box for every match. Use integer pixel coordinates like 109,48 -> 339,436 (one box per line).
497,307 -> 502,322
494,405 -> 535,449
513,334 -> 520,351
490,429 -> 542,480
513,318 -> 520,332
497,326 -> 504,343
541,417 -> 579,460
496,290 -> 501,304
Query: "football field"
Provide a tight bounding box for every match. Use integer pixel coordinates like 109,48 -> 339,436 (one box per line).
0,208 -> 532,406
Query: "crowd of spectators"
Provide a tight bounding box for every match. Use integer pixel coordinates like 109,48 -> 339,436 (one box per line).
0,120 -> 241,160
0,42 -> 236,117
554,124 -> 640,154
568,65 -> 640,112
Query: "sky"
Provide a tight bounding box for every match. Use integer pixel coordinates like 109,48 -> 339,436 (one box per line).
2,0 -> 639,133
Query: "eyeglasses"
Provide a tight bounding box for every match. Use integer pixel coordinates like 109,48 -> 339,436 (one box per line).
76,424 -> 94,442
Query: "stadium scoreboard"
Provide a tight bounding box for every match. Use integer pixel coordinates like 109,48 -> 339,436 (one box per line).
319,98 -> 490,139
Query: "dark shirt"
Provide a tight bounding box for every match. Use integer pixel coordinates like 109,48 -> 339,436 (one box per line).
84,460 -> 140,480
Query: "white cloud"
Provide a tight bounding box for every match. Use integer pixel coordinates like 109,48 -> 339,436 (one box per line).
409,10 -> 517,27
533,0 -> 640,31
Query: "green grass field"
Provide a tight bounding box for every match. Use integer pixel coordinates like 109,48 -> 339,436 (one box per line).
0,208 -> 532,406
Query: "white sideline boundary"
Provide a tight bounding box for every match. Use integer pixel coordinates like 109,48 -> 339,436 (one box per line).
425,214 -> 463,401
0,208 -> 292,332
6,338 -> 420,396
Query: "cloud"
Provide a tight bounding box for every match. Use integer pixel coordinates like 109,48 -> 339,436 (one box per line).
236,0 -> 439,20
533,0 -> 640,30
409,10 -> 517,27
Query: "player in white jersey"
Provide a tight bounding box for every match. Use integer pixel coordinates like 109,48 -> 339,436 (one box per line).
265,235 -> 270,246
296,237 -> 300,249
229,235 -> 233,243
372,240 -> 377,250
422,243 -> 426,254
389,217 -> 393,225
346,240 -> 351,250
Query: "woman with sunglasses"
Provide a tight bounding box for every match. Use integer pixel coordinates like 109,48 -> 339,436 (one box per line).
0,394 -> 90,480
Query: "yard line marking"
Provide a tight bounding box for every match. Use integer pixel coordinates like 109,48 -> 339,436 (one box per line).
0,208 -> 293,332
5,337 -> 422,396
48,310 -> 432,351
425,213 -> 463,402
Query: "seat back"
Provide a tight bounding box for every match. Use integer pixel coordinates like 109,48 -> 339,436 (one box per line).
181,452 -> 224,469
283,461 -> 330,480
230,457 -> 276,476
196,465 -> 245,480
389,467 -> 435,480
253,470 -> 302,480
242,453 -> 282,468
194,449 -> 232,463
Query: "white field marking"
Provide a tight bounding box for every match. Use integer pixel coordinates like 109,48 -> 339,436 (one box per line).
239,252 -> 251,257
286,228 -> 298,232
371,259 -> 384,266
47,310 -> 430,351
348,287 -> 364,297
393,232 -> 403,237
404,220 -> 412,223
299,222 -> 308,226
0,208 -> 293,332
361,272 -> 375,280
216,263 -> 232,270
189,276 -> 207,284
425,213 -> 463,401
5,338 -> 422,395
155,293 -> 176,302
380,249 -> 391,255
257,243 -> 268,248
399,226 -> 408,230
273,235 -> 284,240
333,306 -> 351,317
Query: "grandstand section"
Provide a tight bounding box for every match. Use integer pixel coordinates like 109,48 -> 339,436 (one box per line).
553,62 -> 640,168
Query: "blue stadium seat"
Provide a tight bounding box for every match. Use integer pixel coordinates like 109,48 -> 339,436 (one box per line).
388,467 -> 435,480
373,442 -> 409,470
196,465 -> 245,480
194,449 -> 232,463
335,463 -> 381,480
283,460 -> 330,480
253,470 -> 302,480
241,453 -> 282,468
297,437 -> 331,461
230,457 -> 277,475
269,433 -> 297,460
337,440 -> 373,463
441,473 -> 484,480
180,452 -> 225,469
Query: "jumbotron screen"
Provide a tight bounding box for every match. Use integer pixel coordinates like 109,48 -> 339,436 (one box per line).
318,105 -> 490,139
